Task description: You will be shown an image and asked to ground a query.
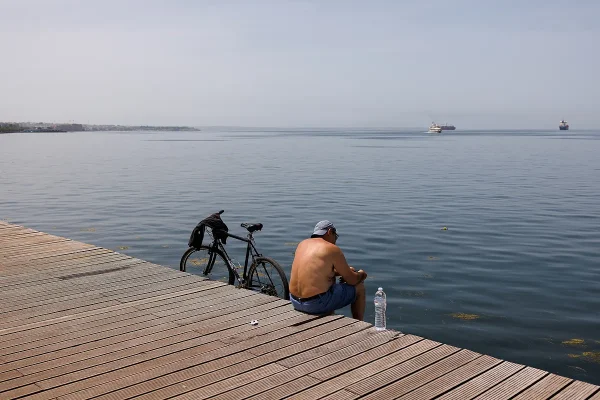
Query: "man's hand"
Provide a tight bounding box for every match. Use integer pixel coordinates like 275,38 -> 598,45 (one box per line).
339,267 -> 367,285
357,269 -> 367,283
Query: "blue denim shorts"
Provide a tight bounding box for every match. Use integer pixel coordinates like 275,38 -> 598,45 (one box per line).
290,283 -> 357,315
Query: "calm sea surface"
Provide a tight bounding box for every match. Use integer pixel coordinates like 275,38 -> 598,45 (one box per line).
1,128 -> 599,384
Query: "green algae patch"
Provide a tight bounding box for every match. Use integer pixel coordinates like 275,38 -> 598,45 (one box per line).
117,246 -> 129,250
284,242 -> 299,247
427,256 -> 439,261
582,352 -> 600,363
567,352 -> 600,363
190,258 -> 208,266
421,273 -> 434,279
82,227 -> 96,232
450,313 -> 481,321
562,338 -> 585,347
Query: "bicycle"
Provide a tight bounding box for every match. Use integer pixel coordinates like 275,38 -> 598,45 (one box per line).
180,210 -> 289,299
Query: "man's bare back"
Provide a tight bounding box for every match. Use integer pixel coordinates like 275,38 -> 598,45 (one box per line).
289,238 -> 341,298
289,220 -> 367,320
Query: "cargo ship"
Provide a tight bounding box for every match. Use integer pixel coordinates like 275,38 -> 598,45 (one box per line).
440,123 -> 456,130
559,120 -> 569,130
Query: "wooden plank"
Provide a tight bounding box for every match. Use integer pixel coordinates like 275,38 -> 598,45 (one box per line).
0,281 -> 221,334
309,334 -> 426,382
0,296 -> 289,393
0,249 -> 121,278
588,390 -> 600,399
1,242 -> 96,259
90,319 -> 366,400
159,364 -> 288,400
0,295 -> 285,367
550,380 -> 600,400
476,367 -> 548,399
1,246 -> 115,267
0,286 -> 253,354
512,373 -> 573,400
0,290 -> 266,372
0,261 -> 160,305
0,233 -> 68,244
0,260 -> 156,307
18,310 -> 321,400
395,355 -> 502,400
0,253 -> 139,283
0,229 -> 41,237
276,327 -> 399,368
320,389 -> 361,400
0,305 -> 298,398
2,253 -> 144,282
0,266 -> 181,314
437,361 -> 525,400
242,331 -> 412,400
0,257 -> 137,292
356,349 -> 481,399
0,246 -> 105,273
293,340 -> 448,399
0,228 -> 39,237
0,246 -> 103,266
204,327 -> 395,400
2,291 -> 271,355
0,284 -> 221,336
246,376 -> 323,400
0,237 -> 69,249
0,276 -> 207,327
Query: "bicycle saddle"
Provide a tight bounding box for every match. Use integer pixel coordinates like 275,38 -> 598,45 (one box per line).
241,223 -> 263,233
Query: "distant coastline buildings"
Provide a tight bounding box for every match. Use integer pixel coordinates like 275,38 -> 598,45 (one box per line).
0,122 -> 200,133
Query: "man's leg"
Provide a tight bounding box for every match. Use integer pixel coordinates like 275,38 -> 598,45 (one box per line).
351,282 -> 365,321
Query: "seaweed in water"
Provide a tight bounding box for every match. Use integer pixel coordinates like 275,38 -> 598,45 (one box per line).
562,338 -> 586,347
449,312 -> 481,320
568,352 -> 600,364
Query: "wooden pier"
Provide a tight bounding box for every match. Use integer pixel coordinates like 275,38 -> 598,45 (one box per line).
1,221 -> 599,399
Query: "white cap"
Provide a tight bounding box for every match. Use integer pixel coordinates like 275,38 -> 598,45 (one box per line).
378,287 -> 383,291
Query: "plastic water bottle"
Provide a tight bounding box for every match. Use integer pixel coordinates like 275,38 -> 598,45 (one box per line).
374,287 -> 386,331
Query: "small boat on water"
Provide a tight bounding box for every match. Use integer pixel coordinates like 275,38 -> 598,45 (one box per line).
428,123 -> 442,133
559,120 -> 569,130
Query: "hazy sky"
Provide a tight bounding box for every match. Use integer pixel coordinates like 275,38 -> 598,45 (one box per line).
1,0 -> 598,128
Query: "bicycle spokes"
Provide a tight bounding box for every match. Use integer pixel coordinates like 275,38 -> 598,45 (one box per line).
247,258 -> 288,299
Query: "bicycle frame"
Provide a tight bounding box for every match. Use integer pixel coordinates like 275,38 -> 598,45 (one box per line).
208,229 -> 262,286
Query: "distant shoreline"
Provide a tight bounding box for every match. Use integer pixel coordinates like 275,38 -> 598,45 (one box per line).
0,123 -> 201,133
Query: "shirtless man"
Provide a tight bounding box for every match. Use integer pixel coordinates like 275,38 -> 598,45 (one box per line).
289,220 -> 367,320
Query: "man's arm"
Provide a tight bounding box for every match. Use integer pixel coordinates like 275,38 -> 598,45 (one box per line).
331,247 -> 366,286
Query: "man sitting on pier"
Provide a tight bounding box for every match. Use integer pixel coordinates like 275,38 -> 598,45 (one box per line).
289,220 -> 367,321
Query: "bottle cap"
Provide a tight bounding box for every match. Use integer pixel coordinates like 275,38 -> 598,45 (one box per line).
378,287 -> 383,291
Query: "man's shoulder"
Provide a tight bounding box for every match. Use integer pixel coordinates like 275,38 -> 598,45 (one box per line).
299,238 -> 340,252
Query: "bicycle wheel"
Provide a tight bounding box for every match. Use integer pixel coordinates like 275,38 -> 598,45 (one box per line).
180,246 -> 234,284
246,256 -> 289,299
